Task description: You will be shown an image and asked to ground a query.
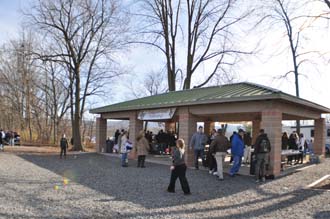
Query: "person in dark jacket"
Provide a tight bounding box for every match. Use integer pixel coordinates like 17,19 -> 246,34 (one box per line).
156,130 -> 167,154
167,139 -> 191,195
209,129 -> 230,180
254,129 -> 271,182
281,132 -> 289,150
229,129 -> 245,177
287,133 -> 298,164
60,134 -> 69,159
207,129 -> 218,175
114,129 -> 120,145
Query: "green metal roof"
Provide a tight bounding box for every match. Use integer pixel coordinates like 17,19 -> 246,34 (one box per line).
90,82 -> 330,114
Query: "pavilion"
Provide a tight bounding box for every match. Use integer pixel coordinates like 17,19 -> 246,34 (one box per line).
90,82 -> 330,176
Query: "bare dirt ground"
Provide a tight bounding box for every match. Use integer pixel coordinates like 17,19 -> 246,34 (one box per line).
3,145 -> 96,154
0,148 -> 329,219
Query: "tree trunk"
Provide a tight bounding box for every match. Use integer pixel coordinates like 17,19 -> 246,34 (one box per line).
184,54 -> 193,90
53,119 -> 57,144
73,68 -> 83,151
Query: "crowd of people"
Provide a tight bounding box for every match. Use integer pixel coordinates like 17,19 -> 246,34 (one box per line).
56,125 -> 319,197
106,126 -> 275,185
189,126 -> 272,183
63,126 -> 312,195
281,131 -> 313,165
109,129 -> 178,155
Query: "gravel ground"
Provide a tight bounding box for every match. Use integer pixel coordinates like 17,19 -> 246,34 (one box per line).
0,151 -> 329,219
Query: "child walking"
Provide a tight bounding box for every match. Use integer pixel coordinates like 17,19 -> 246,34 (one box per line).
167,139 -> 191,195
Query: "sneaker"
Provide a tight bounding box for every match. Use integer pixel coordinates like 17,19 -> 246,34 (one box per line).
167,189 -> 175,193
213,172 -> 218,176
218,177 -> 224,181
209,170 -> 213,174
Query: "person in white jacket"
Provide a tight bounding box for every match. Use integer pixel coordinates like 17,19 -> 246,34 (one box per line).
297,133 -> 306,164
120,131 -> 129,167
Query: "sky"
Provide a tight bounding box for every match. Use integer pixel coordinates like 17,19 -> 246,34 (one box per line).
0,0 -> 329,115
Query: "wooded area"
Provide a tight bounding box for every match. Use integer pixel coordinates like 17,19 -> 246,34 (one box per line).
0,0 -> 329,149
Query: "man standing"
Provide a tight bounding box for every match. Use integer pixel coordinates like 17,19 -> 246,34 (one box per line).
60,134 -> 69,159
254,129 -> 271,182
189,126 -> 208,170
209,129 -> 230,180
229,129 -> 245,177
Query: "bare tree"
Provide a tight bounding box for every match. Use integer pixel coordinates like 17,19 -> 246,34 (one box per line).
0,32 -> 38,140
134,0 -> 252,91
324,0 -> 330,8
259,0 -> 321,133
36,60 -> 71,144
132,0 -> 181,91
127,70 -> 168,99
183,0 -> 251,89
26,0 -> 128,150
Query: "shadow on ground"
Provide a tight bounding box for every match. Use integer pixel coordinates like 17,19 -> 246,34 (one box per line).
17,153 -> 253,207
314,211 -> 330,219
16,153 -> 325,218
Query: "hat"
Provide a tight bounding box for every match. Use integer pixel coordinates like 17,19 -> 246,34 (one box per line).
238,129 -> 244,133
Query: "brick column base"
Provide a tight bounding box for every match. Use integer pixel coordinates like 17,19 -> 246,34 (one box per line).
96,117 -> 107,153
314,118 -> 326,156
261,110 -> 282,177
178,108 -> 198,167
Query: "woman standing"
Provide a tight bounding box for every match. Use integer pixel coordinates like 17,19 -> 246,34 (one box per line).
135,130 -> 150,168
167,139 -> 191,195
120,131 -> 129,167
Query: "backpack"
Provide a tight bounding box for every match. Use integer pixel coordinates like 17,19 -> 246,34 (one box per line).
259,139 -> 270,153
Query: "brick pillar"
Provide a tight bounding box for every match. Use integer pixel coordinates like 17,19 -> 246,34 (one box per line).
178,107 -> 198,167
165,121 -> 176,132
129,112 -> 144,147
314,118 -> 326,156
96,117 -> 107,153
204,121 -> 215,136
252,120 -> 261,144
261,110 -> 282,177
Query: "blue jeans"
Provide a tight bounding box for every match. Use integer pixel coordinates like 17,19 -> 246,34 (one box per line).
230,155 -> 242,176
121,153 -> 128,166
194,149 -> 205,169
